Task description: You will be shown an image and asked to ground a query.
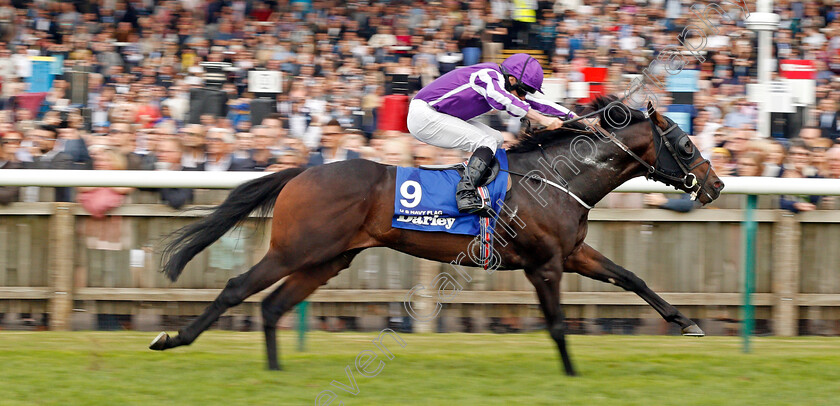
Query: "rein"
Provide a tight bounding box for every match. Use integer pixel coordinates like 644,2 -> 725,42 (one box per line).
509,88 -> 710,207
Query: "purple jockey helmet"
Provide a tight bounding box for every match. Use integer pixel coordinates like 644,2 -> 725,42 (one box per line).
500,53 -> 544,94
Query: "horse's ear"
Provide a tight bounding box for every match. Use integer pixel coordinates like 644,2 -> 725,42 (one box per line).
646,101 -> 668,129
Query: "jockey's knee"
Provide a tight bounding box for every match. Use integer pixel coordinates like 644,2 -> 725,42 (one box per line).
492,132 -> 504,149
476,139 -> 498,154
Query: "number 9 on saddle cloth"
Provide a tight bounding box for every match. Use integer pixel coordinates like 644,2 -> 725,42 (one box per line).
391,150 -> 510,269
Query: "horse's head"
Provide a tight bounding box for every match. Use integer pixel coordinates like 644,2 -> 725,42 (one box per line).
595,97 -> 724,205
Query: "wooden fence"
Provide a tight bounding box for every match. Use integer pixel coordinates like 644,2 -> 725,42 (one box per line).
0,197 -> 839,336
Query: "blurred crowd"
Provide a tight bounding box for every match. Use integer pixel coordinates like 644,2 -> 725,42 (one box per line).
0,0 -> 840,213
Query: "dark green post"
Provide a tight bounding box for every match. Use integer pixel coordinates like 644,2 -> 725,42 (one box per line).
742,194 -> 757,353
297,301 -> 308,352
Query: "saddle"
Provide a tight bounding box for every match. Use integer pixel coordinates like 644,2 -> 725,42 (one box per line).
417,157 -> 501,270
419,156 -> 501,188
394,150 -> 509,270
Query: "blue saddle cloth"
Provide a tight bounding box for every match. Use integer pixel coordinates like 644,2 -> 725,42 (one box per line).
392,149 -> 509,236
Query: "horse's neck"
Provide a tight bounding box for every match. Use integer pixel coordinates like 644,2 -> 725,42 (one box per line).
512,129 -> 651,207
576,135 -> 650,205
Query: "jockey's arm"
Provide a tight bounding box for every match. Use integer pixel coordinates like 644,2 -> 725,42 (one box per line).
524,94 -> 575,119
472,69 -> 568,131
525,108 -> 564,131
523,94 -> 576,130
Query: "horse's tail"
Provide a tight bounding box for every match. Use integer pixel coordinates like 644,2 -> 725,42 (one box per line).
161,167 -> 307,282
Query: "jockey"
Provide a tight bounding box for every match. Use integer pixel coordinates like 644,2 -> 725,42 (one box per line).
407,53 -> 575,214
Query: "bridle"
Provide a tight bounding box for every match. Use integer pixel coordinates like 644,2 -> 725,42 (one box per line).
643,113 -> 713,201
521,90 -> 713,202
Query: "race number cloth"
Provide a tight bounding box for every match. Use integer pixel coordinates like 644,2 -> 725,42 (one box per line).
392,149 -> 509,235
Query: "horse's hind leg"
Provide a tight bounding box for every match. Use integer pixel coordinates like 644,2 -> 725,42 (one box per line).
150,252 -> 289,351
261,252 -> 358,370
564,243 -> 703,336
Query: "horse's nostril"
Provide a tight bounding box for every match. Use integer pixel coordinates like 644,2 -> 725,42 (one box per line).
713,180 -> 723,190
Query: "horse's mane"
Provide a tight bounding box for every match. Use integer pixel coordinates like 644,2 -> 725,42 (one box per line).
589,95 -> 648,130
507,95 -> 647,153
506,118 -> 590,153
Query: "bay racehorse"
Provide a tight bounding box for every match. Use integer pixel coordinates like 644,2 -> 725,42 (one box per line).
150,96 -> 724,376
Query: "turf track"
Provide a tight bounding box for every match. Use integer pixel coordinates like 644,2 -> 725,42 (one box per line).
0,331 -> 837,405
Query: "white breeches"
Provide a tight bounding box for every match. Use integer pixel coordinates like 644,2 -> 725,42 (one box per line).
406,99 -> 503,153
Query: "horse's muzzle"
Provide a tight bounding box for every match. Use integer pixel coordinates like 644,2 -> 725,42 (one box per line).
711,179 -> 725,199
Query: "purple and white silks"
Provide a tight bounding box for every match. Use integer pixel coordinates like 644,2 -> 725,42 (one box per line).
413,63 -> 575,121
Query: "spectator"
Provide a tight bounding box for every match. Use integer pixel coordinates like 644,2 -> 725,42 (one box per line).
732,149 -> 764,177
437,148 -> 465,165
0,132 -> 22,204
762,140 -> 787,177
536,13 -> 556,53
0,0 -> 835,217
135,91 -> 162,129
693,110 -> 722,156
483,15 -> 508,62
828,147 -> 840,180
307,119 -> 360,166
25,125 -> 74,202
0,47 -> 13,85
338,130 -> 367,158
810,138 -> 833,177
204,127 -> 244,171
459,26 -> 482,66
109,122 -> 148,170
179,125 -> 207,170
815,99 -> 840,141
11,45 -> 32,79
380,137 -> 413,166
78,145 -> 133,249
78,145 -> 133,217
288,100 -> 313,147
643,193 -> 697,213
710,147 -> 734,177
232,131 -> 256,163
269,148 -> 308,172
780,139 -> 821,213
819,146 -> 840,209
722,128 -> 753,160
510,0 -> 537,46
798,126 -> 822,147
50,120 -> 86,158
368,26 -> 397,61
436,42 -> 464,75
250,125 -> 278,171
153,137 -> 198,209
412,144 -> 437,167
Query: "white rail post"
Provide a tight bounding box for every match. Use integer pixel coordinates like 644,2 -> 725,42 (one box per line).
772,213 -> 800,336
48,202 -> 74,331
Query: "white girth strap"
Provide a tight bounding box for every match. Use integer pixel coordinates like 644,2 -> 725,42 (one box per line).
536,177 -> 593,210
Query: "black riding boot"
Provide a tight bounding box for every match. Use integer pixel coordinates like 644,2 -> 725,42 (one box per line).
456,146 -> 494,214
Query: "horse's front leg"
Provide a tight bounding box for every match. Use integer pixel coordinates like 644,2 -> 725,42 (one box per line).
525,258 -> 576,376
564,243 -> 703,336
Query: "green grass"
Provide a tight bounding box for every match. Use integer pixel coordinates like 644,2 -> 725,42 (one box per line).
0,331 -> 838,405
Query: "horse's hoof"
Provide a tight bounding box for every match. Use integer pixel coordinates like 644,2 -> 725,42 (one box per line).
149,332 -> 170,350
682,324 -> 705,337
